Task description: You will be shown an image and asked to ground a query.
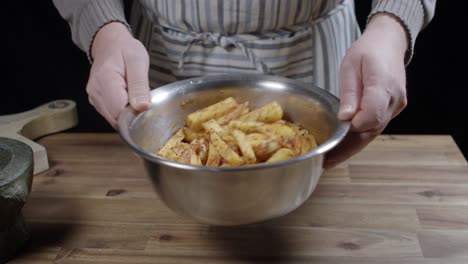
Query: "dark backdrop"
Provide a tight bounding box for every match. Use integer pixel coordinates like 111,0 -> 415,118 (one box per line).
2,1 -> 467,159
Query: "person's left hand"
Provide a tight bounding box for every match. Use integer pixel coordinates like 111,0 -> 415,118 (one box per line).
325,13 -> 409,169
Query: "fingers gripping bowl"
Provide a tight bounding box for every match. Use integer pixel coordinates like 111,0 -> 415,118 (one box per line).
118,74 -> 349,225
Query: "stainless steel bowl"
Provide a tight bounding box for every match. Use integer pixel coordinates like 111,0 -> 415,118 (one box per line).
118,74 -> 349,226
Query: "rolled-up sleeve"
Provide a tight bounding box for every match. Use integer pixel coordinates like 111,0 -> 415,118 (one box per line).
52,0 -> 130,60
368,0 -> 437,64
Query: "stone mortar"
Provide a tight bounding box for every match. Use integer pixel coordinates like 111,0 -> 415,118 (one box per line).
0,137 -> 33,263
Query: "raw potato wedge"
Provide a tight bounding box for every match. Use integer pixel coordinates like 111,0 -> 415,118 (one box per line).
157,128 -> 184,157
266,148 -> 295,163
165,142 -> 202,165
246,133 -> 282,161
190,137 -> 209,164
157,98 -> 319,166
216,102 -> 249,125
258,123 -> 296,137
206,142 -> 221,166
300,134 -> 318,154
285,121 -> 308,136
229,121 -> 266,133
183,127 -> 207,142
203,120 -> 239,151
229,121 -> 295,138
232,129 -> 256,164
186,97 -> 238,130
237,101 -> 283,123
279,135 -> 302,155
188,150 -> 203,165
202,119 -> 227,135
210,132 -> 244,166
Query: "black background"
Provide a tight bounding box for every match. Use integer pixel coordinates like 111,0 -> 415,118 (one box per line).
2,1 -> 467,159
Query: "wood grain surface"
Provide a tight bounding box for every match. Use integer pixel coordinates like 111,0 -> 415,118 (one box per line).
8,134 -> 468,264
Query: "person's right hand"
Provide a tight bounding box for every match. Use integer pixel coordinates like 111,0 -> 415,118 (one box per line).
87,22 -> 151,128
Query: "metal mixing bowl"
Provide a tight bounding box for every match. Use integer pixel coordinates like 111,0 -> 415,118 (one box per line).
118,74 -> 349,226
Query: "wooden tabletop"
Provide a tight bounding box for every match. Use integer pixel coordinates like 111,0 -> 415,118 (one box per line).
8,133 -> 468,264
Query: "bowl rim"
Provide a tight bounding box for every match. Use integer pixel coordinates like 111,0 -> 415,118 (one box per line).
118,74 -> 350,171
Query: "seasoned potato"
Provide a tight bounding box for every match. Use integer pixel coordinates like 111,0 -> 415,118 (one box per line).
157,128 -> 184,157
186,97 -> 238,130
202,119 -> 227,135
266,148 -> 295,163
165,142 -> 201,165
216,102 -> 249,125
190,137 -> 209,164
229,121 -> 295,138
285,121 -> 309,136
229,121 -> 265,133
210,132 -> 244,166
237,101 -> 283,123
279,135 -> 302,155
246,133 -> 282,161
157,98 -> 318,166
206,142 -> 221,166
183,127 -> 207,142
300,134 -> 318,155
259,123 -> 296,137
232,129 -> 256,164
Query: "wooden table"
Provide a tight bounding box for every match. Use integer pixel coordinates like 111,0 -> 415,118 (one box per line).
8,134 -> 468,264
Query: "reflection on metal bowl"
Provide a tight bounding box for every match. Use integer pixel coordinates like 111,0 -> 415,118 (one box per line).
118,74 -> 349,226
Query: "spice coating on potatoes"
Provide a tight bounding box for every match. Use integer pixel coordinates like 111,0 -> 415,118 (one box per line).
157,97 -> 318,166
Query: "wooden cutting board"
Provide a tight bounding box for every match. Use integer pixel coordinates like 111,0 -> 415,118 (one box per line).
0,100 -> 78,175
8,133 -> 468,264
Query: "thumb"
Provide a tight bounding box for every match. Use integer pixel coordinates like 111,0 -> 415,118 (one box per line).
338,58 -> 362,120
124,47 -> 151,111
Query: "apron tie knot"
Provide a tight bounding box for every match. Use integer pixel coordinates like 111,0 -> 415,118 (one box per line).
177,31 -> 270,74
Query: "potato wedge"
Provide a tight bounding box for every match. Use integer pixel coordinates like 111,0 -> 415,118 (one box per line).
186,97 -> 238,130
188,151 -> 203,165
284,121 -> 308,136
183,127 -> 207,142
210,132 -> 244,166
246,133 -> 282,161
161,149 -> 179,161
232,129 -> 256,164
206,142 -> 221,166
203,120 -> 239,151
237,101 -> 283,123
157,128 -> 184,157
190,137 -> 209,164
229,121 -> 295,138
258,123 -> 296,137
202,119 -> 226,135
216,102 -> 249,125
266,148 -> 295,163
158,98 -> 318,166
229,120 -> 266,133
164,142 -> 202,165
279,135 -> 302,155
300,134 -> 318,154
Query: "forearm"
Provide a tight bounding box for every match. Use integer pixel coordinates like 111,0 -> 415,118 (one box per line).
368,0 -> 437,64
52,0 -> 130,60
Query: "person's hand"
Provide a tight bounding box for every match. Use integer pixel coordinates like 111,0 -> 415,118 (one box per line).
325,13 -> 409,169
86,22 -> 151,128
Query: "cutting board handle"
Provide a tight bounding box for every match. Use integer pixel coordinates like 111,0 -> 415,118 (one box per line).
0,100 -> 78,140
0,100 -> 78,174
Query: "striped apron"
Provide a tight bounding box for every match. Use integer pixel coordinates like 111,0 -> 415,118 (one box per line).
130,0 -> 360,97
